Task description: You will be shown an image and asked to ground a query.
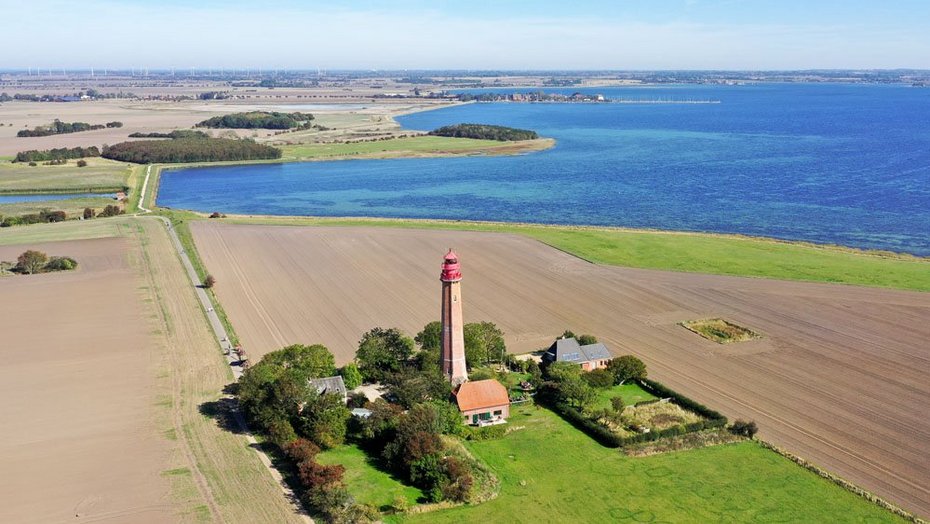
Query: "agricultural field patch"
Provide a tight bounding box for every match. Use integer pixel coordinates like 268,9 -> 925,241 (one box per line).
680,318 -> 762,344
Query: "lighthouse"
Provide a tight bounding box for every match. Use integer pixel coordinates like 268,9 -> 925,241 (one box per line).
440,249 -> 468,385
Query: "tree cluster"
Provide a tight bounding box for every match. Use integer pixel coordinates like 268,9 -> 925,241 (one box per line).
428,123 -> 538,141
128,130 -> 210,139
14,146 -> 101,163
539,354 -> 648,414
195,111 -> 314,130
238,343 -> 345,450
413,320 -> 508,370
355,400 -> 476,504
17,119 -> 120,137
101,137 -> 282,163
4,249 -> 78,274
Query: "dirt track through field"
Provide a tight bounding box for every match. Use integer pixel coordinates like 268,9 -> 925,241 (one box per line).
192,222 -> 930,517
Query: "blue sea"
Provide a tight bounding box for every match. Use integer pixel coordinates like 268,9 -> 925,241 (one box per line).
158,84 -> 930,256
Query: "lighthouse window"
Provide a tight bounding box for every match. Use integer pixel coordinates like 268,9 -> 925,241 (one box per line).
453,295 -> 458,302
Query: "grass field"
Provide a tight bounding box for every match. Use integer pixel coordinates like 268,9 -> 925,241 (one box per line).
0,217 -> 127,245
0,195 -> 117,218
592,382 -> 658,411
0,157 -> 131,194
316,445 -> 423,510
213,215 -> 930,292
279,136 -> 554,160
397,405 -> 900,523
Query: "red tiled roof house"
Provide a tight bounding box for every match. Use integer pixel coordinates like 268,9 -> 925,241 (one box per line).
453,379 -> 510,426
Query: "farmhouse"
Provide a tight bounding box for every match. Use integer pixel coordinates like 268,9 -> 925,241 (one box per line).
453,379 -> 510,426
543,337 -> 612,370
308,375 -> 348,404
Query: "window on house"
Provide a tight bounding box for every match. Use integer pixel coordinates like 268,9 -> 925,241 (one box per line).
493,410 -> 502,416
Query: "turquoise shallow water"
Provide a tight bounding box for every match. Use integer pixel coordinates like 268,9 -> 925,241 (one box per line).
159,84 -> 930,256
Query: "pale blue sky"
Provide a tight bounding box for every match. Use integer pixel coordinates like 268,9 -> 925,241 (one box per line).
4,0 -> 930,70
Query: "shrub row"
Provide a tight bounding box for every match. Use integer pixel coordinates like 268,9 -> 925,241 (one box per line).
463,424 -> 507,441
17,120 -> 121,137
542,379 -> 728,449
14,146 -> 101,162
639,378 -> 727,422
757,440 -> 926,523
128,130 -> 210,139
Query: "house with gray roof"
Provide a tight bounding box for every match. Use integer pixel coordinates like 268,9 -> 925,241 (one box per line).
308,376 -> 348,404
543,337 -> 613,371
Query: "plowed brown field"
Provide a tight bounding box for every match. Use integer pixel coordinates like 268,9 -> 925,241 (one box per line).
191,222 -> 930,517
0,237 -> 173,523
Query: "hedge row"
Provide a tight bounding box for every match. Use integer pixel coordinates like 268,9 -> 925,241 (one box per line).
543,379 -> 728,448
639,378 -> 727,422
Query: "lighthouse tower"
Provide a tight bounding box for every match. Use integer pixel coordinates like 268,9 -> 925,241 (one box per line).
440,249 -> 468,385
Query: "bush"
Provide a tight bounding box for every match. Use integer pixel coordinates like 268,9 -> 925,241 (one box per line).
730,419 -> 759,438
268,418 -> 298,447
283,438 -> 321,463
40,209 -> 66,222
16,250 -> 49,274
611,396 -> 625,412
340,362 -> 362,389
464,424 -> 507,441
98,204 -> 124,217
607,355 -> 648,384
83,207 -> 95,219
45,256 -> 77,271
582,368 -> 614,389
203,274 -> 216,288
76,159 -> 87,167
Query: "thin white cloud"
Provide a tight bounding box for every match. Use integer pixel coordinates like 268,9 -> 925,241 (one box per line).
2,1 -> 928,69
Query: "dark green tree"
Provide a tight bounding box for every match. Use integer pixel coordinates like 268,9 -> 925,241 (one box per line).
463,321 -> 506,368
415,321 -> 442,351
356,327 -> 414,381
607,355 -> 648,384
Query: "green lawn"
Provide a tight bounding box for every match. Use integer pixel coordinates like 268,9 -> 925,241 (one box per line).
217,216 -> 930,292
316,444 -> 423,510
593,382 -> 658,411
0,157 -> 132,194
396,405 -> 900,523
280,136 -> 551,160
